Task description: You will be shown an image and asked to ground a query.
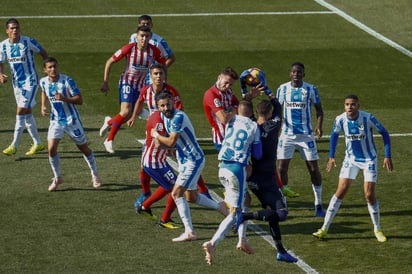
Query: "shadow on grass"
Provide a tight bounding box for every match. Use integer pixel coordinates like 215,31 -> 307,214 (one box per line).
56,183 -> 138,192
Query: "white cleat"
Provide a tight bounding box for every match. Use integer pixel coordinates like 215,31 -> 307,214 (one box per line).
92,174 -> 102,189
172,231 -> 197,242
48,177 -> 63,192
99,116 -> 111,137
103,139 -> 115,154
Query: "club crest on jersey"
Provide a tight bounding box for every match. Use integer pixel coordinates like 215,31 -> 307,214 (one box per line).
214,98 -> 222,107
155,122 -> 164,131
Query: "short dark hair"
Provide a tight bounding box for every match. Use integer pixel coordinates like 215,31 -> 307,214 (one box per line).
238,100 -> 253,117
137,25 -> 151,33
43,57 -> 58,67
6,18 -> 19,28
138,15 -> 152,23
345,94 -> 359,101
256,99 -> 272,116
291,61 -> 305,71
220,66 -> 239,80
155,90 -> 173,104
150,63 -> 167,73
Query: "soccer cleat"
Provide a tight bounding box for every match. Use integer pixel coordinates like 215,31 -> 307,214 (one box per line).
99,116 -> 111,137
3,145 -> 17,156
172,231 -> 197,242
202,241 -> 215,265
374,230 -> 387,242
277,252 -> 298,263
103,139 -> 114,154
281,186 -> 300,198
25,143 -> 45,156
315,204 -> 326,217
134,192 -> 152,208
234,211 -> 244,233
92,174 -> 102,189
157,219 -> 182,229
312,228 -> 327,240
48,177 -> 63,192
236,238 -> 254,254
136,205 -> 157,221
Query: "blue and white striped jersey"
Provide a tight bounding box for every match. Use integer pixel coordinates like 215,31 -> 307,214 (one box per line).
0,35 -> 43,90
276,81 -> 321,135
161,109 -> 204,163
329,110 -> 391,162
218,115 -> 261,166
40,74 -> 82,126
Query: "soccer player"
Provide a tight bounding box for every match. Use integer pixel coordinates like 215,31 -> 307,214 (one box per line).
152,91 -> 226,242
40,57 -> 102,192
129,14 -> 175,84
126,63 -> 212,208
203,66 -> 240,151
313,95 -> 393,242
136,110 -> 180,229
276,62 -> 325,216
236,99 -> 297,263
99,25 -> 166,154
0,18 -> 47,156
202,100 -> 262,266
240,67 -> 297,198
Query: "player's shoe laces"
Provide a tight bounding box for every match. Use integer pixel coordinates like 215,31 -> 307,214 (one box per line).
134,192 -> 152,208
136,205 -> 157,221
281,186 -> 300,198
92,173 -> 102,189
103,139 -> 114,154
25,143 -> 45,156
315,204 -> 326,217
277,252 -> 298,263
234,211 -> 244,233
99,116 -> 111,137
172,231 -> 197,242
3,145 -> 17,156
202,241 -> 215,265
236,238 -> 254,254
374,230 -> 387,242
48,177 -> 63,192
157,219 -> 181,229
312,228 -> 327,239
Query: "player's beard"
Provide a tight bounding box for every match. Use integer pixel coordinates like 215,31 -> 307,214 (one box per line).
164,110 -> 174,118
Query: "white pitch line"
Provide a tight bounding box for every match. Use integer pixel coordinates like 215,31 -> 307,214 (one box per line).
0,11 -> 334,20
314,0 -> 412,58
137,138 -> 319,273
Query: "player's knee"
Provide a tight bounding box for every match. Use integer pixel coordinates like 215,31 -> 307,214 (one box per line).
277,208 -> 288,222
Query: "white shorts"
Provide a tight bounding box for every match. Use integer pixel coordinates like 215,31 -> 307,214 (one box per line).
339,158 -> 378,183
218,162 -> 247,209
277,134 -> 319,161
48,121 -> 87,145
175,158 -> 205,190
14,87 -> 37,108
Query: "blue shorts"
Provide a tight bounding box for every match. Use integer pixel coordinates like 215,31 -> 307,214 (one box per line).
118,83 -> 139,104
143,164 -> 176,191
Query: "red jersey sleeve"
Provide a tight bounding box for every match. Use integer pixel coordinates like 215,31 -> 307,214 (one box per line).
112,43 -> 135,62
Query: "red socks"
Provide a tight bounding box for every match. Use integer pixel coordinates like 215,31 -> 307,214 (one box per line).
107,114 -> 125,141
140,169 -> 151,194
